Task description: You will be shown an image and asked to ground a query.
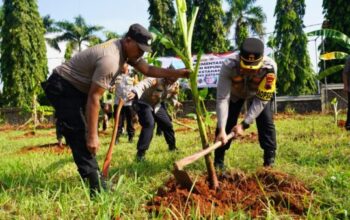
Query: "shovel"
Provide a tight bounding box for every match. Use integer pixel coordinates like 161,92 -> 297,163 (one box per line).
173,132 -> 235,192
102,99 -> 124,178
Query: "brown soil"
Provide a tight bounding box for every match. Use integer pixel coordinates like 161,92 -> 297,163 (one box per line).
0,124 -> 16,132
337,119 -> 346,128
146,169 -> 312,219
177,118 -> 196,124
18,143 -> 70,154
175,127 -> 192,133
237,132 -> 258,143
36,123 -> 55,129
10,131 -> 52,140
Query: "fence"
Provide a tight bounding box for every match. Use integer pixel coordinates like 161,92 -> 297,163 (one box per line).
0,84 -> 348,125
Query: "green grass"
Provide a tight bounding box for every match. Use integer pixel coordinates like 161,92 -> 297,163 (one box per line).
0,113 -> 349,219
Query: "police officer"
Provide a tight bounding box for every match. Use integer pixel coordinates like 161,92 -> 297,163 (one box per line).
114,63 -> 136,143
128,75 -> 181,161
42,23 -> 190,197
215,38 -> 277,169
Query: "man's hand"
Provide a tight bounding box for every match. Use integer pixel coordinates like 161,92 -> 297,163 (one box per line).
127,91 -> 137,101
176,68 -> 191,78
216,129 -> 228,145
87,134 -> 99,155
232,124 -> 244,138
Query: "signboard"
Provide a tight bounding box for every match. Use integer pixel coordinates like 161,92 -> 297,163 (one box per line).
158,52 -> 236,88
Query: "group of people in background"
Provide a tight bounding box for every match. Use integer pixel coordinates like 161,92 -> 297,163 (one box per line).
43,23 -> 280,197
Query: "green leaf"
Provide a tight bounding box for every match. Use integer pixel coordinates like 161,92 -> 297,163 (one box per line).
198,88 -> 208,101
176,0 -> 188,45
187,7 -> 199,57
331,98 -> 338,105
320,52 -> 349,60
150,26 -> 188,64
316,64 -> 345,80
307,29 -> 350,50
186,113 -> 197,120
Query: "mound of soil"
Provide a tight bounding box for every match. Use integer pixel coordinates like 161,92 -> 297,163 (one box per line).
337,119 -> 346,128
18,143 -> 70,154
146,169 -> 312,218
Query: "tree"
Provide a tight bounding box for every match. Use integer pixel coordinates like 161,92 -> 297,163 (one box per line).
186,0 -> 230,53
88,31 -> 120,47
148,0 -> 176,56
224,0 -> 266,48
320,0 -> 350,83
42,15 -> 61,51
273,0 -> 317,95
54,15 -> 103,59
308,29 -> 350,80
1,0 -> 48,109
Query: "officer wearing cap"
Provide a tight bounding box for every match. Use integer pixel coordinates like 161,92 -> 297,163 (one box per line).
127,68 -> 181,161
41,23 -> 190,197
215,37 -> 277,169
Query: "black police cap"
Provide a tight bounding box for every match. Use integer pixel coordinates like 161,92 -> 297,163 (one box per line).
126,23 -> 153,52
240,38 -> 264,68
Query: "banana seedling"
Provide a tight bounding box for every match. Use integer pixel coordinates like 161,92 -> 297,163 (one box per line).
151,0 -> 220,190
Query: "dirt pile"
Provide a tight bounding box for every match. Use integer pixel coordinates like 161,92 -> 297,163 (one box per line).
18,143 -> 70,154
146,169 -> 312,218
337,119 -> 346,128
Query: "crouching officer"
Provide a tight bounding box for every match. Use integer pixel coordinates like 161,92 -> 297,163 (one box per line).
215,38 -> 277,169
128,73 -> 181,161
41,23 -> 190,197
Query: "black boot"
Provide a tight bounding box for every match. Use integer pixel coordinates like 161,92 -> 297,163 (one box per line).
168,145 -> 178,151
86,170 -> 107,197
136,150 -> 146,162
263,150 -> 276,167
128,136 -> 134,143
214,150 -> 225,170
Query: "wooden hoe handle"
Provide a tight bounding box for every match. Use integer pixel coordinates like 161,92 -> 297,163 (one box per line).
175,132 -> 235,170
102,99 -> 124,178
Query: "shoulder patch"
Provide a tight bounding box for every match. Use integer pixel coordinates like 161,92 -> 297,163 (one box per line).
256,73 -> 276,101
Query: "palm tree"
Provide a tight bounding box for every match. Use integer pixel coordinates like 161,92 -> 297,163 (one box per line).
42,15 -> 61,52
54,15 -> 103,56
224,0 -> 266,47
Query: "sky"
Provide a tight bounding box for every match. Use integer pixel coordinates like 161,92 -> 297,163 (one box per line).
37,0 -> 324,72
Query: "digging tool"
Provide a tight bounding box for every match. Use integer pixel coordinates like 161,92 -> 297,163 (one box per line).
102,99 -> 124,178
173,132 -> 235,192
173,119 -> 196,130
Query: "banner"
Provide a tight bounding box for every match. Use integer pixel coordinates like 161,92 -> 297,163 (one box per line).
158,52 -> 236,88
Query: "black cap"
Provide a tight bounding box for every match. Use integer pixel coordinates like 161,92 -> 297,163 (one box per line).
126,23 -> 153,52
240,38 -> 264,69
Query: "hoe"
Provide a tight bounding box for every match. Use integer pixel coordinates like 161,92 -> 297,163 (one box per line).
173,132 -> 235,193
102,99 -> 124,178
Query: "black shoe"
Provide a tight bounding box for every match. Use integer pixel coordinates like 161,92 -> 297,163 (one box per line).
128,136 -> 134,143
115,137 -> 120,144
263,151 -> 275,167
214,161 -> 225,171
169,146 -> 178,151
86,170 -> 107,198
136,150 -> 146,162
214,150 -> 225,170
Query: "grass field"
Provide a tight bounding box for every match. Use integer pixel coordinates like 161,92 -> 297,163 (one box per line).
0,113 -> 349,219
